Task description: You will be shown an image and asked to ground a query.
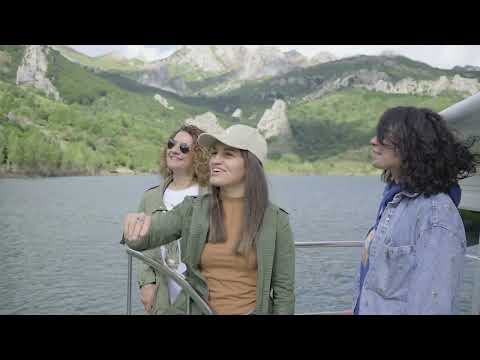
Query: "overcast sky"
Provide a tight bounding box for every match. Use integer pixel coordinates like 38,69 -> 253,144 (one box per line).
68,45 -> 480,70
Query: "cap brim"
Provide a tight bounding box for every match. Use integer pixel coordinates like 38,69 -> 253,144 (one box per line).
198,128 -> 267,164
197,133 -> 220,148
198,132 -> 247,151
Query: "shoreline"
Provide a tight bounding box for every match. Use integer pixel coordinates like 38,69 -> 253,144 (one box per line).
0,169 -> 380,179
0,171 -> 155,179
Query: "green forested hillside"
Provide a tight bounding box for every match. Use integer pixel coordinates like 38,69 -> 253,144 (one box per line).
264,88 -> 465,174
0,46 -> 475,177
50,45 -> 145,72
0,47 -> 228,176
288,88 -> 464,161
0,45 -> 25,83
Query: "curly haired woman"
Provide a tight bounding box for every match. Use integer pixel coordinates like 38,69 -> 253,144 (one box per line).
135,125 -> 211,314
353,106 -> 479,315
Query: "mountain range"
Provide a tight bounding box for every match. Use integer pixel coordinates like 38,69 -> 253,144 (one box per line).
0,44 -> 478,176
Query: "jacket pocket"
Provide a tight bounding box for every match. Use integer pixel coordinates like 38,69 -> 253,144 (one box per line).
366,242 -> 415,301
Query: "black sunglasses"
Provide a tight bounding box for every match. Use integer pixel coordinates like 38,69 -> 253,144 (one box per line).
167,138 -> 191,154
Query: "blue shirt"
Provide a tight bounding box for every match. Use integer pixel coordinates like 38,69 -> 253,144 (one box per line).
354,183 -> 403,314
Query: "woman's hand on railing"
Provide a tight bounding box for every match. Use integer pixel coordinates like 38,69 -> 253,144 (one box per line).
140,283 -> 158,314
123,213 -> 152,242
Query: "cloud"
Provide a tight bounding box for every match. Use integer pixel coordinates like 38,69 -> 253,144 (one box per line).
121,45 -> 176,61
68,45 -> 177,61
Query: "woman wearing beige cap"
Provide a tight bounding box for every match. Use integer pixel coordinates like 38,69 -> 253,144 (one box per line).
123,124 -> 295,315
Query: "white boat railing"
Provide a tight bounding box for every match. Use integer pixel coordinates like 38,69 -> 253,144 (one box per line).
125,247 -> 215,315
125,238 -> 480,315
440,91 -> 480,125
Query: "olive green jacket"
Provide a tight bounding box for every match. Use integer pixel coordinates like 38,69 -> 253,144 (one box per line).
126,193 -> 295,315
137,180 -> 208,315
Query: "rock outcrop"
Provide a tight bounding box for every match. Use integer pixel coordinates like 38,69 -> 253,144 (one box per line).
284,50 -> 308,67
16,45 -> 61,101
360,73 -> 480,96
257,100 -> 292,140
113,167 -> 135,175
185,112 -> 223,134
238,46 -> 297,80
137,46 -> 331,95
172,45 -> 245,73
309,51 -> 336,66
453,65 -> 480,72
153,94 -> 174,110
232,108 -> 242,119
303,70 -> 480,101
5,112 -> 33,129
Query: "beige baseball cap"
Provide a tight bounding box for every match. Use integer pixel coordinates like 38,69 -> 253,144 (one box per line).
197,124 -> 268,164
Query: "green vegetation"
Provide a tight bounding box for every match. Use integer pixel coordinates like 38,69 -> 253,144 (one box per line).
288,88 -> 464,161
0,47 -> 476,178
0,81 -> 157,175
51,45 -> 145,72
0,52 -> 225,176
0,45 -> 25,83
46,49 -> 120,105
200,54 -> 478,116
265,145 -> 379,175
167,62 -> 220,82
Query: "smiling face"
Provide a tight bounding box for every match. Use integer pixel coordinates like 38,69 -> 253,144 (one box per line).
209,142 -> 246,196
370,135 -> 402,177
166,131 -> 195,174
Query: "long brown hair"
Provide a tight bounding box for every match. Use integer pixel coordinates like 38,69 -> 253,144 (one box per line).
208,150 -> 269,257
159,125 -> 210,187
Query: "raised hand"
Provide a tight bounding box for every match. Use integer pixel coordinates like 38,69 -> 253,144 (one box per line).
123,213 -> 152,242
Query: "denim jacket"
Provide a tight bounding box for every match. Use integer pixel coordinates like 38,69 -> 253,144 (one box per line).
353,191 -> 466,315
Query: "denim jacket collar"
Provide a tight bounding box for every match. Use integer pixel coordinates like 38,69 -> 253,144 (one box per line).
392,190 -> 420,204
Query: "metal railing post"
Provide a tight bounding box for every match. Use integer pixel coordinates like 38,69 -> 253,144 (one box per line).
127,253 -> 133,315
472,233 -> 480,315
125,247 -> 214,315
186,295 -> 191,315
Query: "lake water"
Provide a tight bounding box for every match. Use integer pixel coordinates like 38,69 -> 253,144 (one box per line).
0,175 -> 477,314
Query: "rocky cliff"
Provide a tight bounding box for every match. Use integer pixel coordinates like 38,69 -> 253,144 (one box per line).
138,46 -> 337,95
153,94 -> 174,110
232,108 -> 242,119
257,99 -> 292,140
309,51 -> 337,66
16,45 -> 61,101
303,70 -> 480,101
184,112 -> 224,134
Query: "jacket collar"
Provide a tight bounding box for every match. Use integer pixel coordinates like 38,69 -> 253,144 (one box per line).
391,190 -> 420,204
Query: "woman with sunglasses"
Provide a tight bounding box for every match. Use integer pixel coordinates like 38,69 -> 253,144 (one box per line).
123,125 -> 295,315
135,125 -> 210,314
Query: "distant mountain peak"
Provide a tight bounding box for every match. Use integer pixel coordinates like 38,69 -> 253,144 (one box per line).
380,49 -> 399,57
453,64 -> 480,72
309,51 -> 336,65
285,49 -> 303,56
95,51 -> 125,60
